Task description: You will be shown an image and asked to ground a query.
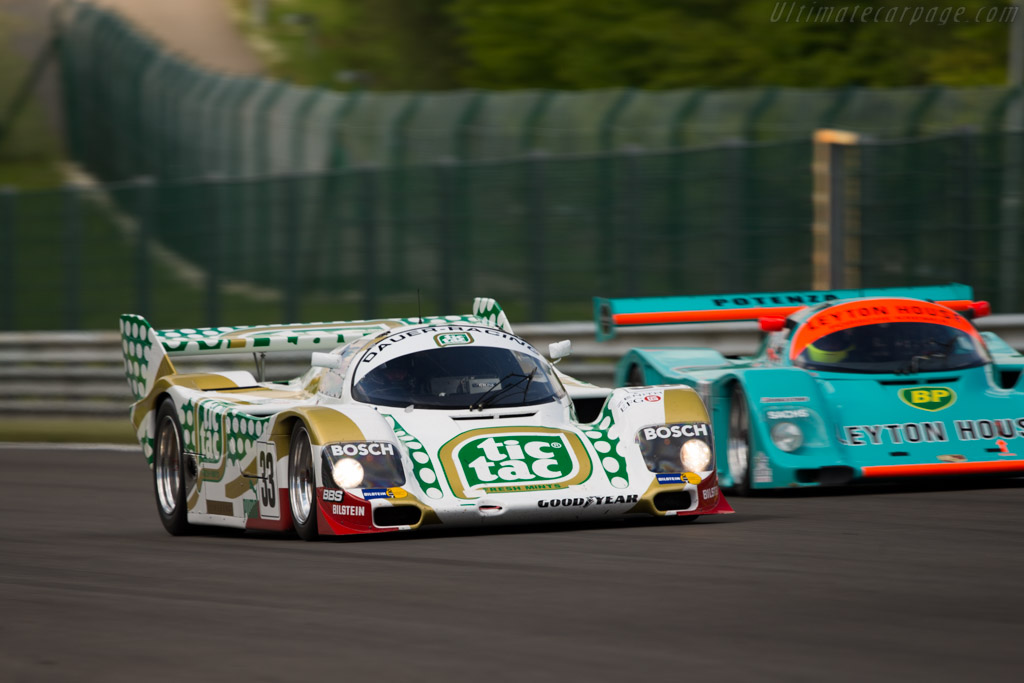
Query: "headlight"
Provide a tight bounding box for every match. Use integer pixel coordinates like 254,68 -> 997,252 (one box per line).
770,421 -> 803,452
680,439 -> 712,472
332,457 -> 365,488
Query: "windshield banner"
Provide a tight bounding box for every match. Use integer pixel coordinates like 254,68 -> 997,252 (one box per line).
789,298 -> 981,359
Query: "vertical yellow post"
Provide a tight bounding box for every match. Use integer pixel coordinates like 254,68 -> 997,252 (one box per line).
812,129 -> 861,290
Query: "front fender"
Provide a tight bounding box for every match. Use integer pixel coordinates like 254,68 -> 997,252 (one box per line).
724,369 -> 842,486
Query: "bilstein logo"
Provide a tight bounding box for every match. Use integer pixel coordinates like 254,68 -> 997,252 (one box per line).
435,332 -> 473,347
440,428 -> 592,499
898,387 -> 956,412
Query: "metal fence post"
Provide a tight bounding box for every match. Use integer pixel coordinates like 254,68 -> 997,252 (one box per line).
622,150 -> 641,296
388,95 -> 423,286
283,174 -> 299,323
206,174 -> 223,325
360,170 -> 378,319
955,130 -> 976,286
0,187 -> 15,329
62,183 -> 81,329
134,176 -> 154,317
526,152 -> 547,321
436,160 -> 455,313
724,139 -> 748,291
812,129 -> 860,290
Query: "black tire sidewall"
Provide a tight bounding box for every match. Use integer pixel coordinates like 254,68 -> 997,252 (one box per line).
289,423 -> 319,541
153,400 -> 191,535
728,384 -> 755,496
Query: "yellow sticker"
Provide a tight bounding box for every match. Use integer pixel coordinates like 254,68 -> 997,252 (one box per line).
683,472 -> 702,485
388,487 -> 408,499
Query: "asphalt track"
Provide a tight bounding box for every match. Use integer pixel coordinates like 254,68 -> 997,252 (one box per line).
2,446 -> 1023,682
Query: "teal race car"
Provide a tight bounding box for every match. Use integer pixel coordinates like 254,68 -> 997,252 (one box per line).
595,284 -> 1024,493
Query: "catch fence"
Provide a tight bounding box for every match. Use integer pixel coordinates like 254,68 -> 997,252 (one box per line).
4,130 -> 1024,330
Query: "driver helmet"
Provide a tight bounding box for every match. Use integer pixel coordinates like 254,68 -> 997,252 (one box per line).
807,329 -> 854,363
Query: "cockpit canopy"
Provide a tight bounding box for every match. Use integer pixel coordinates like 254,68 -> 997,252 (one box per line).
352,340 -> 565,410
793,321 -> 990,374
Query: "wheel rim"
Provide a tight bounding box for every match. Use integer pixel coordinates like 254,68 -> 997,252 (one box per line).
290,431 -> 314,525
155,414 -> 181,516
727,394 -> 750,487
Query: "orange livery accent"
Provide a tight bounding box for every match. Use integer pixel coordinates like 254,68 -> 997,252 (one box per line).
861,460 -> 1024,478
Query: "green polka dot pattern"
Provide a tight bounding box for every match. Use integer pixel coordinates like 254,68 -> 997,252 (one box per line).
584,404 -> 631,489
472,297 -> 513,332
385,415 -> 444,500
120,313 -> 160,401
223,414 -> 270,463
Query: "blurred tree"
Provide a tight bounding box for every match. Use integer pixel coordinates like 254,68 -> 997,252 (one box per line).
449,0 -> 1012,88
261,0 -> 463,88
256,0 -> 1013,89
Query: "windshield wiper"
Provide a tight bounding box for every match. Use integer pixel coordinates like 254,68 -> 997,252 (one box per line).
470,369 -> 536,411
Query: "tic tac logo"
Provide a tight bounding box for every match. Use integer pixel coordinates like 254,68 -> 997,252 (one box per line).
439,428 -> 593,498
898,387 -> 957,412
456,435 -> 574,488
435,332 -> 473,347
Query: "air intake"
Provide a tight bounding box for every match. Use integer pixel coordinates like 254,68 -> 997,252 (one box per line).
373,506 -> 422,528
653,491 -> 692,512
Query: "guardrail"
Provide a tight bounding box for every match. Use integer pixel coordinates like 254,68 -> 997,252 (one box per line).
3,316 -> 1023,418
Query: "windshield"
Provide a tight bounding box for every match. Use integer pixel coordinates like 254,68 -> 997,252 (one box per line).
793,321 -> 989,374
352,346 -> 565,410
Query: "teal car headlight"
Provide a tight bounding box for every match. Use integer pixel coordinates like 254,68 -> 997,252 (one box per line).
680,438 -> 712,472
770,421 -> 803,452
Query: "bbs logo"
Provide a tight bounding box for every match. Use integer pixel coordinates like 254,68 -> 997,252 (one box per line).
322,489 -> 345,502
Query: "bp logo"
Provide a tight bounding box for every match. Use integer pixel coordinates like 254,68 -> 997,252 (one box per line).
898,387 -> 956,411
440,428 -> 592,498
435,332 -> 473,347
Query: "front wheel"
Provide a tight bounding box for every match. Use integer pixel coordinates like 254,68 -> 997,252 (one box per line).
726,384 -> 754,496
289,422 -> 319,541
153,400 -> 194,535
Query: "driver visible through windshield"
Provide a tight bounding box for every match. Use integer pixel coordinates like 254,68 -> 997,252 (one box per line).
794,321 -> 989,374
352,345 -> 565,409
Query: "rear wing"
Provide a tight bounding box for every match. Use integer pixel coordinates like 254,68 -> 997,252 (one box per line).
593,284 -> 975,340
120,297 -> 513,400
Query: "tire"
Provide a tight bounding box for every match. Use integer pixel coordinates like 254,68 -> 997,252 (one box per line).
153,400 -> 193,535
289,422 -> 319,541
726,384 -> 754,496
626,364 -> 645,387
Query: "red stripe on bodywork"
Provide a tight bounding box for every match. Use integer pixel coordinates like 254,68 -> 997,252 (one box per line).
614,307 -> 804,326
861,460 -> 1024,478
613,299 -> 975,328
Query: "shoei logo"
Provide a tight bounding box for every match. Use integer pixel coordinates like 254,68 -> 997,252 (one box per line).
898,387 -> 957,412
440,428 -> 593,498
435,332 -> 473,347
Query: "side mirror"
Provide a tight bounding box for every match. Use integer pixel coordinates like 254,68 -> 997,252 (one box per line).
548,340 -> 572,363
311,352 -> 342,369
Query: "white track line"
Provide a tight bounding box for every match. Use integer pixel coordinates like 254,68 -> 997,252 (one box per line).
0,442 -> 139,452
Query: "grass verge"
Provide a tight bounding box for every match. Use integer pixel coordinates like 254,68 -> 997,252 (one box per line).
0,417 -> 136,444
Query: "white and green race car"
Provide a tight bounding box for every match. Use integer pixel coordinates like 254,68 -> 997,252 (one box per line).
121,298 -> 732,539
